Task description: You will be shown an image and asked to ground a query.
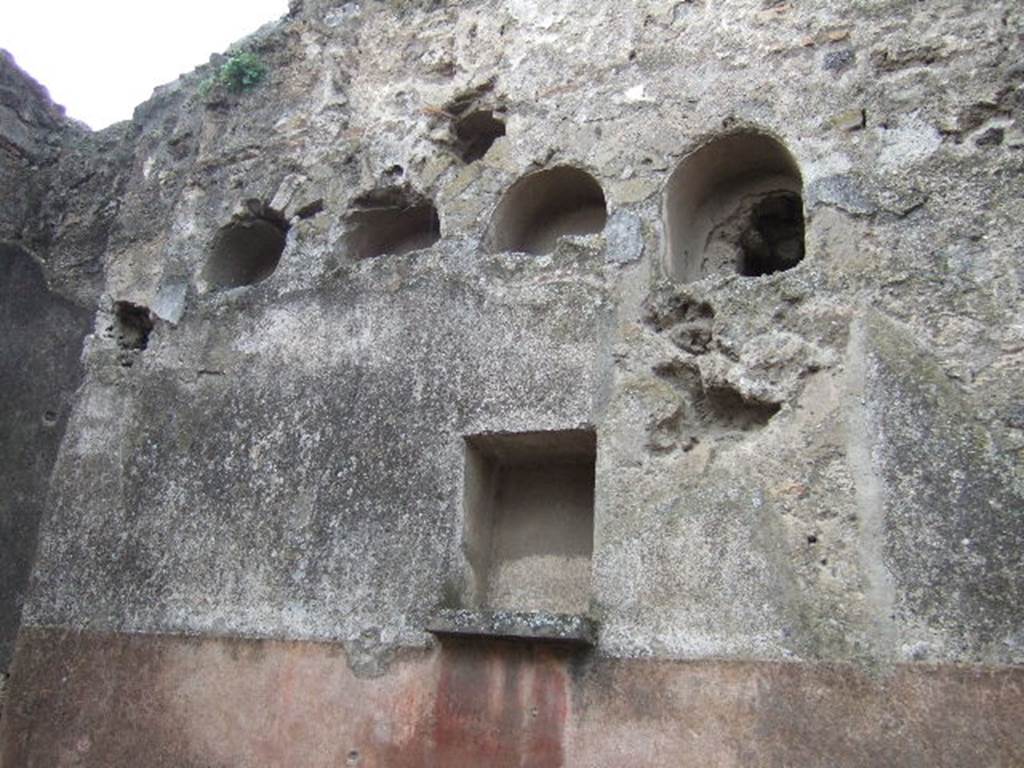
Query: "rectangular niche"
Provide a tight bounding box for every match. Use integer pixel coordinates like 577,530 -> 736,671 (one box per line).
461,429 -> 596,615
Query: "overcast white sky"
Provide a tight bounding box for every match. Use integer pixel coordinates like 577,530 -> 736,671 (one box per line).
4,0 -> 290,129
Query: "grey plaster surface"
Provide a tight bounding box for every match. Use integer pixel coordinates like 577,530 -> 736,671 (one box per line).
0,0 -> 1020,674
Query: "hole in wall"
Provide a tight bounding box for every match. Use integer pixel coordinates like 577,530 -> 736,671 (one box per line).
454,109 -> 506,163
203,204 -> 289,289
443,78 -> 496,117
651,359 -> 781,449
486,166 -> 608,255
113,301 -> 154,351
699,385 -> 781,431
294,199 -> 325,220
645,294 -> 716,355
344,187 -> 441,260
664,131 -> 804,282
434,80 -> 503,163
738,192 -> 805,277
461,429 -> 596,615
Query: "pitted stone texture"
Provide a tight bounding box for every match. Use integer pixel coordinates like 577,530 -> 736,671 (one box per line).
859,312 -> 1024,663
6,0 -> 1023,674
27,248 -> 610,657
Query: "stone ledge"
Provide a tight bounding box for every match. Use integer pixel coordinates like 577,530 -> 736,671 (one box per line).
426,609 -> 597,647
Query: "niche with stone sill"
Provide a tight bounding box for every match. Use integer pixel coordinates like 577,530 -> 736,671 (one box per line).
203,202 -> 289,289
344,187 -> 441,260
460,429 -> 596,616
664,131 -> 805,283
486,166 -> 607,255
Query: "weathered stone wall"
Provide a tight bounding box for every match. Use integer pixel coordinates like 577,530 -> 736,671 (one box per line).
0,53 -> 95,680
1,0 -> 1023,764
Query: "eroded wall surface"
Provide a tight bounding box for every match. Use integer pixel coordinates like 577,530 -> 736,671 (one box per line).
0,53 -> 97,686
1,0 -> 1023,764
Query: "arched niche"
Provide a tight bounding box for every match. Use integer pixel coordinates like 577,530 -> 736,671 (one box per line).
664,132 -> 805,283
344,188 -> 441,260
486,166 -> 607,255
203,204 -> 289,289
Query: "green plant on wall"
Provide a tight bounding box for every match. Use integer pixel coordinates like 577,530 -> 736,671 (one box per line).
199,52 -> 267,97
220,52 -> 267,91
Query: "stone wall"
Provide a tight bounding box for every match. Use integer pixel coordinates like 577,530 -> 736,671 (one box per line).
0,53 -> 94,680
1,0 -> 1023,764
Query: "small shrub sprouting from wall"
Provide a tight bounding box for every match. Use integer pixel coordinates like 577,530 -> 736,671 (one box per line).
343,187 -> 441,260
199,52 -> 267,97
219,53 -> 267,91
202,202 -> 289,289
664,131 -> 805,283
486,166 -> 608,255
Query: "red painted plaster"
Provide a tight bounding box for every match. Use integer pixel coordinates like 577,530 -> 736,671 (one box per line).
2,629 -> 1023,767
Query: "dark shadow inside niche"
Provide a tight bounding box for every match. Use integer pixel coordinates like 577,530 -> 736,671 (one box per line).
738,192 -> 805,277
203,203 -> 289,289
344,187 -> 441,260
454,109 -> 506,163
112,301 -> 154,351
664,131 -> 805,283
486,166 -> 607,255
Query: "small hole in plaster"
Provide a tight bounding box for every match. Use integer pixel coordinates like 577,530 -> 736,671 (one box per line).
454,110 -> 506,163
113,301 -> 154,351
295,199 -> 325,219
